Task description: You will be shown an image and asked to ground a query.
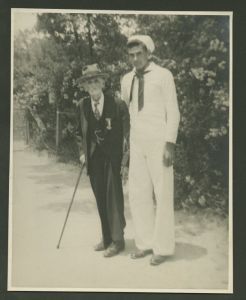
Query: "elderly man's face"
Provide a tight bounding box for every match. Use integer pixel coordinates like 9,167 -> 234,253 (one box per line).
84,77 -> 105,101
128,44 -> 149,71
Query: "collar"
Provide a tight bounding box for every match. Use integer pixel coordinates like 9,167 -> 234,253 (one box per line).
133,61 -> 155,74
144,61 -> 155,72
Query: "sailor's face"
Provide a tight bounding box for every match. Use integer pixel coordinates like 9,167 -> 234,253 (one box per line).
128,44 -> 149,71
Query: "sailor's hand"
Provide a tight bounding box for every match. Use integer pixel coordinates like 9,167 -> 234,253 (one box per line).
163,142 -> 175,167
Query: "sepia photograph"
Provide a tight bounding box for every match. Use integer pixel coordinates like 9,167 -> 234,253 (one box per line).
8,8 -> 232,293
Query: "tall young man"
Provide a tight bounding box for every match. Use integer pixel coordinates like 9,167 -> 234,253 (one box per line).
121,35 -> 180,265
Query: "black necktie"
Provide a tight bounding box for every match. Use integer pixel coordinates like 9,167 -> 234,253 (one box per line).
93,100 -> 101,120
129,70 -> 150,111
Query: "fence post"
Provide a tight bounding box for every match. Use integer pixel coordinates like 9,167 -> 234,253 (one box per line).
25,107 -> 30,145
56,109 -> 60,153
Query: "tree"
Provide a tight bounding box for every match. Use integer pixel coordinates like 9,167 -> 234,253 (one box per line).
136,15 -> 229,212
14,13 -> 230,212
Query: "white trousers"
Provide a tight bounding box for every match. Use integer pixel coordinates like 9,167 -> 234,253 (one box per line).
129,132 -> 175,255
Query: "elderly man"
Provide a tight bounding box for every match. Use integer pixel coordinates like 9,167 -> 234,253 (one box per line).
77,64 -> 130,257
121,35 -> 180,265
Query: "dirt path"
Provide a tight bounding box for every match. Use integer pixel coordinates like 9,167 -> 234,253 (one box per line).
9,141 -> 230,292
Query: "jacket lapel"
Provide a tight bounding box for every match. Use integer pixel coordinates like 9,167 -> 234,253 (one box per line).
103,94 -> 116,121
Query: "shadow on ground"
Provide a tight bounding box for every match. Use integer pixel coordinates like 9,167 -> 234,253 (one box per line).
171,242 -> 207,261
120,240 -> 206,261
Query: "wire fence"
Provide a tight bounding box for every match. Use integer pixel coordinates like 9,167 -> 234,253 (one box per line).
13,106 -> 78,157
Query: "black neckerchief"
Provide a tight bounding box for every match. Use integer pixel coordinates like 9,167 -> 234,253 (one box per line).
129,65 -> 151,103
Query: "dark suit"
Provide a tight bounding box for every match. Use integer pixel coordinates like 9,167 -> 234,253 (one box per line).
77,92 -> 130,247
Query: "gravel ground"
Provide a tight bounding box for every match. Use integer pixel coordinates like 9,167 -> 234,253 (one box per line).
8,141 -> 231,292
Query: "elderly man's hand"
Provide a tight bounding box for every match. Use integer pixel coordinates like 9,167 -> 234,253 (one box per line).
80,154 -> 86,165
163,142 -> 175,167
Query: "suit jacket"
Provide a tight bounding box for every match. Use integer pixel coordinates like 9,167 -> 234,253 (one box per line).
76,92 -> 130,173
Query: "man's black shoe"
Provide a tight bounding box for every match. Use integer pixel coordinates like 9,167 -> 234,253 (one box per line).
103,241 -> 125,257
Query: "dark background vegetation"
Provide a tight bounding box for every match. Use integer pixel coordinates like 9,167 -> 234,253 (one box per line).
14,13 -> 230,214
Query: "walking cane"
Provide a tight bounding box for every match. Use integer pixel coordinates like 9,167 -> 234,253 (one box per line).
56,163 -> 85,249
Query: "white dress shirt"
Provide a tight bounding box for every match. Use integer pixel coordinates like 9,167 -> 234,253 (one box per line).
91,93 -> 104,117
121,62 -> 180,143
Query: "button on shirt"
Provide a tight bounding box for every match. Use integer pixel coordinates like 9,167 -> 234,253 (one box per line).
121,62 -> 180,143
91,93 -> 104,118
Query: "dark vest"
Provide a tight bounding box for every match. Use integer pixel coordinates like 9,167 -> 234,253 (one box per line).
88,108 -> 105,146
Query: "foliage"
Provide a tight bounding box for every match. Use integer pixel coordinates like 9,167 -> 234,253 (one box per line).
136,15 -> 229,213
14,13 -> 230,213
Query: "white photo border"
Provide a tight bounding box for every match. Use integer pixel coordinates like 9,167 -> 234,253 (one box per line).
8,8 -> 233,294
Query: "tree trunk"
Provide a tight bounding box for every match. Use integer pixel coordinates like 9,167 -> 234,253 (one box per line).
27,106 -> 46,133
86,14 -> 94,62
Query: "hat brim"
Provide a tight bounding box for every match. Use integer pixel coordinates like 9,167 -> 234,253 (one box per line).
78,73 -> 108,85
